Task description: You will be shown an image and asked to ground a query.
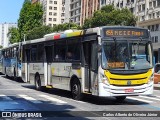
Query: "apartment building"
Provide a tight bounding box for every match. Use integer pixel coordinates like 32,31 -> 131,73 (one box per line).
69,0 -> 81,25
32,0 -> 65,27
0,23 -> 17,48
81,0 -> 100,25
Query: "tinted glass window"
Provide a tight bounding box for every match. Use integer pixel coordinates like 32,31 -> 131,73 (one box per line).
67,38 -> 81,61
31,45 -> 37,61
37,44 -> 44,61
54,41 -> 66,61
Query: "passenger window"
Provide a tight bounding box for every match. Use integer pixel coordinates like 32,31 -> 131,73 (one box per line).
54,41 -> 66,61
31,45 -> 37,61
37,44 -> 44,61
67,38 -> 81,61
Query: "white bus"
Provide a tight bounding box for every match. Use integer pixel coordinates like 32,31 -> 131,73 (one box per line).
21,26 -> 154,100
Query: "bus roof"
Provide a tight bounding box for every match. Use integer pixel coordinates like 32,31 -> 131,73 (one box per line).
11,26 -> 150,46
22,38 -> 45,45
0,42 -> 20,50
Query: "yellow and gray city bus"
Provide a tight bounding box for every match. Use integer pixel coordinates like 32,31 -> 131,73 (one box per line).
21,26 -> 154,100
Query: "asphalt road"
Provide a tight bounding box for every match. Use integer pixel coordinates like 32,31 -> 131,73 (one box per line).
0,75 -> 160,120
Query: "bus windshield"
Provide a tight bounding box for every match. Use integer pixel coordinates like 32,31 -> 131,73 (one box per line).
102,40 -> 153,70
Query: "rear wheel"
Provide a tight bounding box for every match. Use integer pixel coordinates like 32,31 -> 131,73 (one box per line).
35,75 -> 42,91
115,96 -> 126,101
71,79 -> 83,100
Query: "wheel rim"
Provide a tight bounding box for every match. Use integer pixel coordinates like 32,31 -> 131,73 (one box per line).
36,76 -> 40,88
72,84 -> 78,97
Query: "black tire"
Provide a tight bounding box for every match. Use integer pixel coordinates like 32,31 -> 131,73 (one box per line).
115,96 -> 126,101
35,75 -> 42,91
71,79 -> 82,100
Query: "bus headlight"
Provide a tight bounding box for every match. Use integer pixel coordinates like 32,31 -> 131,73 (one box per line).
100,73 -> 109,85
148,74 -> 154,83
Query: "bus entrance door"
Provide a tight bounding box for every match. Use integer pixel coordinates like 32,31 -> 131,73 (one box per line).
83,42 -> 90,92
45,46 -> 53,86
82,40 -> 98,93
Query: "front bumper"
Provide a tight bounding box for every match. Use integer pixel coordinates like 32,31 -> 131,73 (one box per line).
98,81 -> 153,97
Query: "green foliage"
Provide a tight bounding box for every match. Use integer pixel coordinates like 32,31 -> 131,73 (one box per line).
7,27 -> 20,44
26,26 -> 53,40
0,45 -> 3,49
52,23 -> 81,32
18,0 -> 43,41
82,5 -> 137,29
26,23 -> 82,40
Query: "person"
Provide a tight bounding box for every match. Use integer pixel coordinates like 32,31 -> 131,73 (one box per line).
122,48 -> 128,62
66,51 -> 73,60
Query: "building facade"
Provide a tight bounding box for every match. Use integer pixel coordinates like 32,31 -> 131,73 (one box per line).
69,0 -> 81,25
0,23 -> 17,48
32,0 -> 65,27
81,0 -> 100,25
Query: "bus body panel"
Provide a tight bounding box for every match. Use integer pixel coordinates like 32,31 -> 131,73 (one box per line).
28,63 -> 45,85
49,62 -> 81,91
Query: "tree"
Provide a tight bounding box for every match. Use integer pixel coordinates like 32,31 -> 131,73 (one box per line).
26,23 -> 82,40
7,27 -> 20,44
26,26 -> 53,40
82,5 -> 137,29
18,0 -> 43,41
52,23 -> 81,32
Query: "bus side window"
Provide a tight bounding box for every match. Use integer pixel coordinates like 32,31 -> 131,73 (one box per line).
67,38 -> 81,61
31,45 -> 37,62
91,41 -> 98,71
54,41 -> 66,61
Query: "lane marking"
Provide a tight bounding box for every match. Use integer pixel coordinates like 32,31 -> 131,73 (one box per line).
18,94 -> 42,103
0,89 -> 32,91
127,96 -> 153,103
154,95 -> 160,98
39,95 -> 67,104
70,99 -> 86,104
139,96 -> 160,102
0,94 -> 13,100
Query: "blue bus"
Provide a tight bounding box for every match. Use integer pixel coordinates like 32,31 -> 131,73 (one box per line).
0,43 -> 22,80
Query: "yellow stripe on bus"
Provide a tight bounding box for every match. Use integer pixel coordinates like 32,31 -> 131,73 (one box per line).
104,69 -> 152,85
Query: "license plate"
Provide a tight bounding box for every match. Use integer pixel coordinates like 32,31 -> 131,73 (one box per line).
125,88 -> 134,93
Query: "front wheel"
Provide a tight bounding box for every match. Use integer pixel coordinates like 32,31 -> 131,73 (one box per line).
71,80 -> 83,100
115,96 -> 126,101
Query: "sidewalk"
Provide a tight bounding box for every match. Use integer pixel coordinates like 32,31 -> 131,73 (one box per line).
154,83 -> 160,90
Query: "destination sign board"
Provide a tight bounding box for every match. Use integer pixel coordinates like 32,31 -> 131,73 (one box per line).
103,28 -> 149,38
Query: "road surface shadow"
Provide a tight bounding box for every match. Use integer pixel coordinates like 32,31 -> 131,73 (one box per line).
21,85 -> 150,106
1,75 -> 24,83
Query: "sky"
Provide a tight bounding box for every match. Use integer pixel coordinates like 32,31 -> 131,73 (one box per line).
0,0 -> 24,23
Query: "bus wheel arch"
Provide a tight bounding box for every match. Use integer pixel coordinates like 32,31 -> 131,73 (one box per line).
70,75 -> 83,100
34,72 -> 42,91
